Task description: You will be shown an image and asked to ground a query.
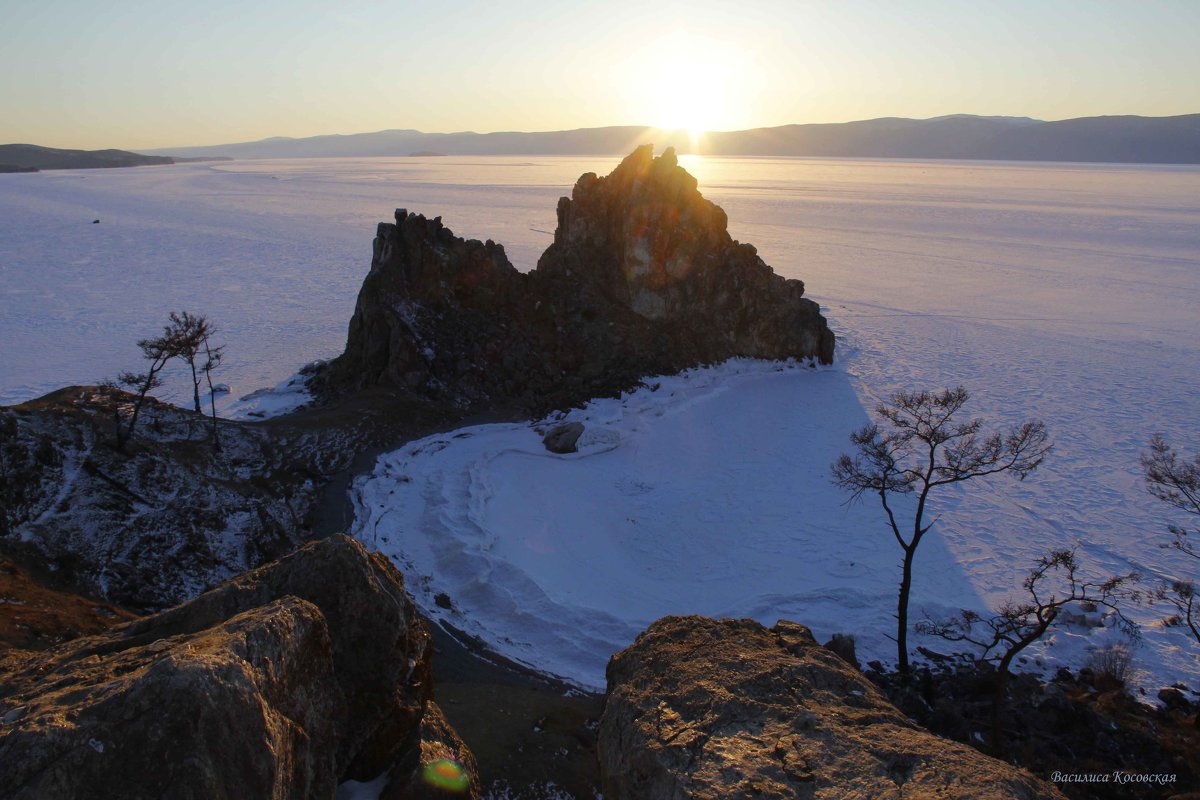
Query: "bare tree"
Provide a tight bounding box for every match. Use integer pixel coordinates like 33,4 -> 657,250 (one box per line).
200,330 -> 225,450
1142,434 -> 1200,643
919,549 -> 1138,750
109,311 -> 221,451
97,379 -> 128,452
115,331 -> 176,451
164,311 -> 212,414
831,386 -> 1052,672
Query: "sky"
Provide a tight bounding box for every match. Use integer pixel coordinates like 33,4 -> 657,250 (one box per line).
2,0 -> 1199,150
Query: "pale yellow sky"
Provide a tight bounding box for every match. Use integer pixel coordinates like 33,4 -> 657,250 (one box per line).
2,0 -> 1198,150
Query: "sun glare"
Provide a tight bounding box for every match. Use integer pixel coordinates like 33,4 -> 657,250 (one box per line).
623,31 -> 753,140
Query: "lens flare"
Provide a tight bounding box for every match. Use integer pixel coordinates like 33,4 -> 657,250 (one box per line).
421,759 -> 471,792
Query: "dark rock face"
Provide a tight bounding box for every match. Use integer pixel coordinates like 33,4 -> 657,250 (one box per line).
823,632 -> 861,670
537,146 -> 833,362
319,146 -> 833,412
598,616 -> 1064,800
325,211 -> 529,403
0,535 -> 476,800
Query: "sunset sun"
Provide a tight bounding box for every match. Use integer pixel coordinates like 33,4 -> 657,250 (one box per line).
625,31 -> 752,137
653,51 -> 729,135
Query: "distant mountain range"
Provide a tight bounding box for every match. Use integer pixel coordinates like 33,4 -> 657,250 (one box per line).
0,144 -> 231,172
141,114 -> 1200,164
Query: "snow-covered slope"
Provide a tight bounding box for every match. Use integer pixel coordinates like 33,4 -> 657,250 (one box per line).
0,388 -> 318,608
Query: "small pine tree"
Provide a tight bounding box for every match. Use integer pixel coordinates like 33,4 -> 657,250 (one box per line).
109,311 -> 224,451
115,332 -> 175,451
200,329 -> 225,450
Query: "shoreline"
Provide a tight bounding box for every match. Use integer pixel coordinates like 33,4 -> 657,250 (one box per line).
275,393 -> 606,795
265,388 -> 609,796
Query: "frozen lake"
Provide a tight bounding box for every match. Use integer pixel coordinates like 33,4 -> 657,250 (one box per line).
3,155 -> 1199,687
2,156 -> 1198,407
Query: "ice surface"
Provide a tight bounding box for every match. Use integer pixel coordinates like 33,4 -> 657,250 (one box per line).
3,155 -> 1199,690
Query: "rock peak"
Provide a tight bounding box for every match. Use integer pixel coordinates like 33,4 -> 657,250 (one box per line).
319,149 -> 834,411
609,144 -> 682,183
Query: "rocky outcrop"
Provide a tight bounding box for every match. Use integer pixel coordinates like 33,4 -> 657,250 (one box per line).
598,616 -> 1065,800
323,211 -> 530,403
318,146 -> 833,412
536,146 -> 832,361
0,535 -> 477,800
0,386 -> 318,609
542,421 -> 584,454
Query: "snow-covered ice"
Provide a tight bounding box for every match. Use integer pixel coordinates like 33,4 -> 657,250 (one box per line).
222,364 -> 316,419
4,155 -> 1200,690
0,157 -> 596,415
350,356 -> 1198,692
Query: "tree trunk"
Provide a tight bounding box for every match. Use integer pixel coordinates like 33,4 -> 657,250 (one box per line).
189,360 -> 201,413
112,406 -> 126,453
990,656 -> 1014,753
207,382 -> 221,452
897,545 -> 916,672
126,392 -> 147,444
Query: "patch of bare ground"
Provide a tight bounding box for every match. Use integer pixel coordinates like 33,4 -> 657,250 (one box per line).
0,554 -> 136,653
429,621 -> 604,799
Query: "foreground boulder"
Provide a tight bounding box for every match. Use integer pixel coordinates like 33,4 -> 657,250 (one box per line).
381,701 -> 481,799
0,535 -> 476,800
319,146 -> 833,412
599,616 -> 1065,800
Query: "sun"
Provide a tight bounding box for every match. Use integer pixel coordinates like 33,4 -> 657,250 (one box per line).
653,50 -> 730,136
623,31 -> 752,139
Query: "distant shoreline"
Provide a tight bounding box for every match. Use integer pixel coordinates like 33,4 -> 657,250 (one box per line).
0,144 -> 233,172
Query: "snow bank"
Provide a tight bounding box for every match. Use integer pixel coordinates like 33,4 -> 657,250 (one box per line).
222,364 -> 316,420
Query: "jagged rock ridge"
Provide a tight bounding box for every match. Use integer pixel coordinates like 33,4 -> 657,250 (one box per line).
0,535 -> 480,800
319,145 -> 833,411
598,616 -> 1065,800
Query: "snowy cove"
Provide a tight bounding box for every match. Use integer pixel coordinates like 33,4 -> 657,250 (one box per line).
2,155 -> 1198,691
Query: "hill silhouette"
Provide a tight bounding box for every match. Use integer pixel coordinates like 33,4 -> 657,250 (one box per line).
142,114 -> 1200,164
